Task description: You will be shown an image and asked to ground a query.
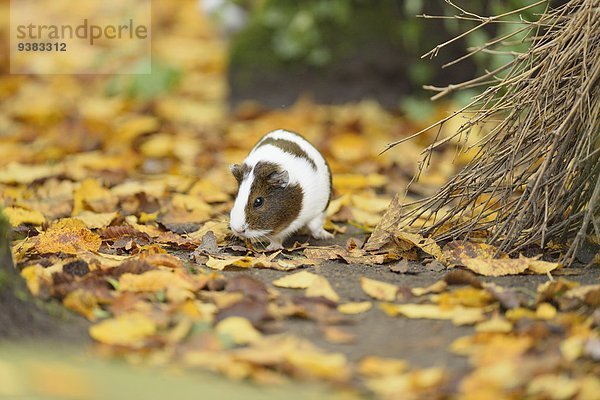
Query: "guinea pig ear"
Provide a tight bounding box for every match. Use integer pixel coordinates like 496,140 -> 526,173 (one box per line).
267,169 -> 289,188
230,164 -> 245,183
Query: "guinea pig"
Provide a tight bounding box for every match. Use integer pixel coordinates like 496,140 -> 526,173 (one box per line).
229,129 -> 334,250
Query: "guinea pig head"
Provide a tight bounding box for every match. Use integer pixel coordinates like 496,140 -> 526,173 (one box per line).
229,161 -> 303,239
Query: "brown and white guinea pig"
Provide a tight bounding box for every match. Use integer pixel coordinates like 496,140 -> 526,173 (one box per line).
229,129 -> 334,250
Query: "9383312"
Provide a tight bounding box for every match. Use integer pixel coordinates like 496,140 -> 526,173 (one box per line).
17,42 -> 67,52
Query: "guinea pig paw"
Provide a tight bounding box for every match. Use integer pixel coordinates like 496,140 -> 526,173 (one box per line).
265,241 -> 284,251
311,229 -> 334,240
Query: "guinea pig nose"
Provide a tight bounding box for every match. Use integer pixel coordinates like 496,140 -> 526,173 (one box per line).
230,223 -> 245,235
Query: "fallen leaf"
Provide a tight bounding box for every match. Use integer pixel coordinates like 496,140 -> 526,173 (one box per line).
205,255 -> 248,270
366,367 -> 447,399
443,241 -> 506,265
322,326 -> 356,344
461,257 -> 529,277
535,302 -> 557,320
72,211 -> 118,229
380,303 -> 485,325
286,349 -> 350,381
3,206 -> 46,226
215,316 -> 262,345
475,316 -> 512,333
72,178 -> 117,215
527,374 -> 579,400
337,301 -> 372,314
62,289 -> 99,321
119,270 -> 194,293
333,173 -> 387,191
395,232 -> 443,260
411,280 -> 448,296
360,277 -> 398,302
272,271 -> 319,289
36,218 -> 102,254
351,194 -> 392,213
305,275 -> 340,302
272,271 -> 339,302
0,162 -> 61,184
20,264 -> 51,297
89,312 -> 156,346
358,356 -> 408,377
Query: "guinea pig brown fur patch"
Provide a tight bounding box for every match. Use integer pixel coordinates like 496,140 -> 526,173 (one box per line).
245,161 -> 303,235
256,137 -> 317,170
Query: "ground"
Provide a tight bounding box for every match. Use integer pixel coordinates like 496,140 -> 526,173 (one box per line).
1,1 -> 599,399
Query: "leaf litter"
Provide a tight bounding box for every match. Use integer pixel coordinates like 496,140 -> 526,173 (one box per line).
1,0 -> 598,398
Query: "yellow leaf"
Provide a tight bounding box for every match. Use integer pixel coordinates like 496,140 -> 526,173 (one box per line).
433,287 -> 493,308
36,218 -> 101,254
139,133 -> 175,158
330,132 -> 370,162
205,255 -> 248,271
326,194 -> 351,217
358,356 -> 408,377
527,259 -> 560,274
505,307 -> 536,321
20,264 -> 49,296
411,280 -> 448,296
0,162 -> 60,184
72,211 -> 117,229
188,179 -> 231,203
366,368 -> 446,398
322,327 -> 355,344
577,376 -> 600,400
395,232 -> 443,260
72,178 -> 116,215
360,277 -> 398,301
215,317 -> 262,345
351,208 -> 382,227
443,241 -> 506,265
286,350 -> 350,381
3,206 -> 45,226
560,336 -> 585,362
188,220 -> 230,243
111,180 -> 167,198
337,301 -> 372,314
272,271 -> 319,289
461,257 -> 529,277
119,270 -> 194,293
305,275 -> 340,302
535,302 -> 557,320
171,194 -> 212,215
114,115 -> 160,145
333,173 -> 387,191
380,303 -> 485,325
63,289 -> 99,321
272,271 -> 338,301
89,312 -> 156,346
475,316 -> 512,333
351,195 -> 392,213
527,374 -> 579,400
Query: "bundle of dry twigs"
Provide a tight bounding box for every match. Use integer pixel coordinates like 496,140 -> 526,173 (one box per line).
372,0 -> 599,264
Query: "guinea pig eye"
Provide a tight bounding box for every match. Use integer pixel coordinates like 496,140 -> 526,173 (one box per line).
253,197 -> 264,209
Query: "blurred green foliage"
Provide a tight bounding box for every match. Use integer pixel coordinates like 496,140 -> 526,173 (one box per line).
105,59 -> 181,99
232,0 -> 545,78
228,0 -> 548,119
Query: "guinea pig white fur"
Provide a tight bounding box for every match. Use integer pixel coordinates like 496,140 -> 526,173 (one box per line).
229,129 -> 333,250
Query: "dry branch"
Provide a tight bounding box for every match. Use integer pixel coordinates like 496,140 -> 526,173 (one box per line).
371,0 -> 600,264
